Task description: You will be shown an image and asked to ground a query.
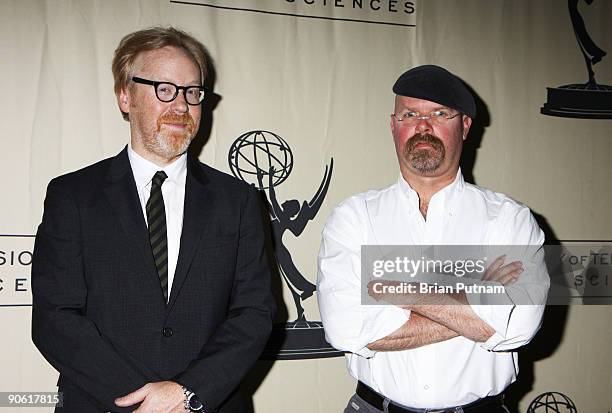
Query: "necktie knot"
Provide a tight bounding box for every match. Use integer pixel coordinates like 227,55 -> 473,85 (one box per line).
152,171 -> 168,188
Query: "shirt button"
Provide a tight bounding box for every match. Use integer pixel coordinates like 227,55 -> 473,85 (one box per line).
162,327 -> 173,337
424,385 -> 429,390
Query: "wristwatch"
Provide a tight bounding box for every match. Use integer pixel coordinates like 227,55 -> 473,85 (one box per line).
182,386 -> 204,412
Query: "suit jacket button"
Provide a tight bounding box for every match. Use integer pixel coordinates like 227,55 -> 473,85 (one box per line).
162,327 -> 173,337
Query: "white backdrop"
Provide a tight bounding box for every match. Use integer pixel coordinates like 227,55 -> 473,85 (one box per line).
1,1 -> 611,411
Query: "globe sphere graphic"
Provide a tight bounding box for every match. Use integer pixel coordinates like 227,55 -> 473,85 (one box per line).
527,392 -> 577,413
228,130 -> 293,190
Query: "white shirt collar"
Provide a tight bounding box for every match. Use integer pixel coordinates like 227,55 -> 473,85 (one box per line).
398,168 -> 465,212
127,143 -> 187,188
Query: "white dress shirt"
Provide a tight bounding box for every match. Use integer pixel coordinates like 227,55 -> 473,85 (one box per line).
128,144 -> 186,302
317,170 -> 549,409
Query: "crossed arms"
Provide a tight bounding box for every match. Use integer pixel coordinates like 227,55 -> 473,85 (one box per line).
317,199 -> 549,357
367,255 -> 523,351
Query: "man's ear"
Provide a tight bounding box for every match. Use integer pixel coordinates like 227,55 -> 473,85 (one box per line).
462,115 -> 472,140
117,87 -> 130,117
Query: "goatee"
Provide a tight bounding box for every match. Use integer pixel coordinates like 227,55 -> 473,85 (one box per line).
404,133 -> 445,174
153,112 -> 196,158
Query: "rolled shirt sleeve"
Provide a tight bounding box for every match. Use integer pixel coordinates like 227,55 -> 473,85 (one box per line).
317,200 -> 409,358
467,203 -> 550,351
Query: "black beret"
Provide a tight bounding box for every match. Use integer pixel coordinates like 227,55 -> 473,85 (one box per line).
392,65 -> 476,118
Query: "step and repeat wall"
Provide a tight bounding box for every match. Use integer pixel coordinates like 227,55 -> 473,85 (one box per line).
1,0 -> 611,412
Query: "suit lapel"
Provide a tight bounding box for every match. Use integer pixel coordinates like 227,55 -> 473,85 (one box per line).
103,148 -> 165,305
167,158 -> 215,310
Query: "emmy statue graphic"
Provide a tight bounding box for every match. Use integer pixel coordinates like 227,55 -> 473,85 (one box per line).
228,130 -> 343,359
541,0 -> 612,118
527,392 -> 577,413
262,163 -> 332,322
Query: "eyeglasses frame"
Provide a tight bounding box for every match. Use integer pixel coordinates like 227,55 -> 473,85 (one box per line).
131,76 -> 208,105
391,110 -> 462,123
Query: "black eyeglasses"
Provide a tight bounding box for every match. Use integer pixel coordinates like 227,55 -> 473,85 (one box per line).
131,76 -> 207,105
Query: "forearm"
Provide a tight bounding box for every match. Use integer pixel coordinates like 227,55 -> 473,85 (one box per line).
367,312 -> 459,351
406,293 -> 495,342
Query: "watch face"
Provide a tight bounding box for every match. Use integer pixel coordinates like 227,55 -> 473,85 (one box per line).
189,395 -> 203,411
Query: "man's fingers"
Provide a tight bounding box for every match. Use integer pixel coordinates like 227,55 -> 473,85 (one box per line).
495,263 -> 524,286
496,261 -> 523,279
483,255 -> 506,281
482,256 -> 524,286
497,270 -> 522,286
127,381 -> 184,413
115,384 -> 149,407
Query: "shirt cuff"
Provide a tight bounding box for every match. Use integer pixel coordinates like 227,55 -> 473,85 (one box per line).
466,290 -> 514,351
353,305 -> 410,358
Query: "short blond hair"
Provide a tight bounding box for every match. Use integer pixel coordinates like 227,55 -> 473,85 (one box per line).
112,26 -> 209,120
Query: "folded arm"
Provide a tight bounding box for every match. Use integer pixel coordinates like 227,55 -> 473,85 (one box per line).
369,256 -> 523,345
374,206 -> 550,351
317,200 -> 410,358
367,312 -> 459,351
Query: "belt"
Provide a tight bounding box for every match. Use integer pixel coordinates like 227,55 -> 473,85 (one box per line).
356,382 -> 503,413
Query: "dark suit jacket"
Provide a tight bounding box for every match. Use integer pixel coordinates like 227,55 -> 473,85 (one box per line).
31,148 -> 275,412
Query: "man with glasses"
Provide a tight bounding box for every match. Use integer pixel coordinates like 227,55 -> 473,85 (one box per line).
318,65 -> 549,412
32,27 -> 275,413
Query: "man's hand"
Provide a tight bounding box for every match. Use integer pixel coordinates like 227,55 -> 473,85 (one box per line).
115,381 -> 186,413
483,255 -> 523,285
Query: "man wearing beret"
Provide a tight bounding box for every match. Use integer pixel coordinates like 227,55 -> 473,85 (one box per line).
317,65 -> 549,412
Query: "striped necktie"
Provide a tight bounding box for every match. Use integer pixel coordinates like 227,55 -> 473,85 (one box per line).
147,171 -> 169,302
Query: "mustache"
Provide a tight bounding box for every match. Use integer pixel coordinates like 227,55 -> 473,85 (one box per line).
406,133 -> 444,152
156,113 -> 195,132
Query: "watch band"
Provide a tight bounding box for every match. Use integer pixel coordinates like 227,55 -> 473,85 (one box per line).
182,386 -> 192,412
182,386 -> 204,412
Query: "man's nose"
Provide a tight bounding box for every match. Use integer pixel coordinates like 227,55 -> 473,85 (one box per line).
171,91 -> 189,113
414,117 -> 433,134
